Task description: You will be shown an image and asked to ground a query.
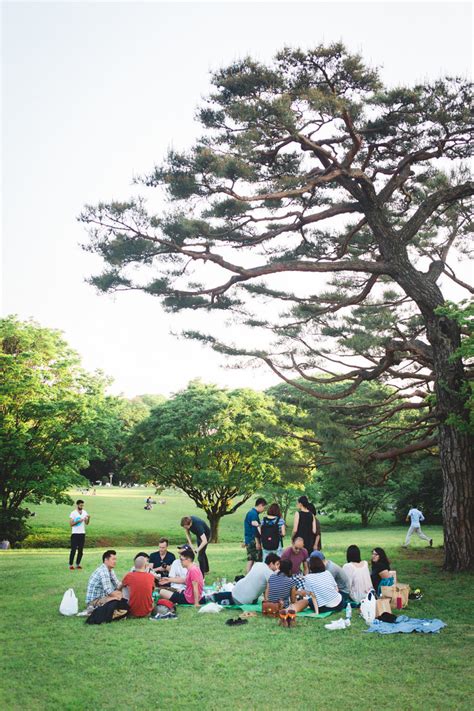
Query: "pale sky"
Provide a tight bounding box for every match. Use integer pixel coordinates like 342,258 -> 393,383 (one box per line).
2,1 -> 472,397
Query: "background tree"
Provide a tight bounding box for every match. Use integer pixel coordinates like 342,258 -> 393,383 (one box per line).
81,395 -> 164,486
82,44 -> 473,570
124,380 -> 314,541
0,317 -> 111,543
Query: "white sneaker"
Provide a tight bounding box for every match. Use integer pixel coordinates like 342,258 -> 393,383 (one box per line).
324,618 -> 347,630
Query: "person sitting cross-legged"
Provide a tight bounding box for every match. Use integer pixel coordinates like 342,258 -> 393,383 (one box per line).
264,558 -> 301,608
121,555 -> 155,618
280,535 -> 309,575
211,553 -> 281,606
283,555 -> 344,616
158,549 -> 205,608
85,549 -> 122,609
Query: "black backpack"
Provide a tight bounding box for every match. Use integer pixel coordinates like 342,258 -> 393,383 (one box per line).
260,517 -> 280,551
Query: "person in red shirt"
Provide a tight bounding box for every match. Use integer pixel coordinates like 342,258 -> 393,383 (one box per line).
121,556 -> 155,617
158,548 -> 205,608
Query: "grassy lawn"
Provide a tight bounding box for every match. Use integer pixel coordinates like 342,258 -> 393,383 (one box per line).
2,508 -> 473,710
23,486 -> 401,548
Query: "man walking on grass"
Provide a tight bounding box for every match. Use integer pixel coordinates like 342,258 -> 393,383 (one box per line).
403,506 -> 433,548
68,499 -> 90,570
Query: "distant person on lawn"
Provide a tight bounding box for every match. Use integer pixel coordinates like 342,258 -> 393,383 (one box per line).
243,497 -> 267,572
158,549 -> 205,608
281,535 -> 309,575
180,516 -> 211,575
212,553 -> 281,606
68,499 -> 90,570
121,555 -> 155,617
85,550 -> 122,608
403,506 -> 433,548
149,538 -> 176,578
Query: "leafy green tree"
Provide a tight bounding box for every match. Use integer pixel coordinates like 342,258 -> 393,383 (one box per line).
124,381 -> 314,541
82,45 -> 473,570
393,453 -> 443,525
0,317 -> 110,543
81,395 -> 158,485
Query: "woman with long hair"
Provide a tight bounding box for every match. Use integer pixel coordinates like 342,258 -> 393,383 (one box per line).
370,547 -> 391,591
292,495 -> 320,552
342,544 -> 373,603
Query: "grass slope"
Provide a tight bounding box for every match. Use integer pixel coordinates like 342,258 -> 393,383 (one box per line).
1,530 -> 472,710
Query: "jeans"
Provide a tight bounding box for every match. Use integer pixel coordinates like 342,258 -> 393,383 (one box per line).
198,546 -> 209,575
69,533 -> 85,566
262,546 -> 283,562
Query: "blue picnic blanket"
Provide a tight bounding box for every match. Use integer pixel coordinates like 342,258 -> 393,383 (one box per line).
365,615 -> 446,635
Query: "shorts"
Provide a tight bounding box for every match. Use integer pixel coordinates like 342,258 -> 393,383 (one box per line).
169,591 -> 207,605
246,540 -> 262,563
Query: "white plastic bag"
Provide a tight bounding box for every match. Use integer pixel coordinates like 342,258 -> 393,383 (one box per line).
59,588 -> 78,616
360,590 -> 377,625
198,602 -> 223,614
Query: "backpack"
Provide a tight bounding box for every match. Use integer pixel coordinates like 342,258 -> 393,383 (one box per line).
260,517 -> 280,551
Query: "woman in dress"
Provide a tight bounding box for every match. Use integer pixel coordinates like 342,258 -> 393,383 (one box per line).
342,544 -> 373,603
292,496 -> 318,553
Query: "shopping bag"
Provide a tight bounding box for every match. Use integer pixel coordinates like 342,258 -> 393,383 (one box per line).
59,588 -> 78,616
390,583 -> 410,609
376,597 -> 392,617
360,591 -> 377,624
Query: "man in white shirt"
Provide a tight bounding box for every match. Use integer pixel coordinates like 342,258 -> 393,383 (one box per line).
69,499 -> 91,569
211,554 -> 280,605
403,506 -> 432,547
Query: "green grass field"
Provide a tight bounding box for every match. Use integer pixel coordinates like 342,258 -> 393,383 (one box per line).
1,490 -> 472,710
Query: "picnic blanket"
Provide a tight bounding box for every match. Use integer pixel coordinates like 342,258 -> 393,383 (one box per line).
225,603 -> 333,618
365,615 -> 446,634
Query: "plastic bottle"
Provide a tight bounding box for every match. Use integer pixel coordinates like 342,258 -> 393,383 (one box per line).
345,602 -> 352,620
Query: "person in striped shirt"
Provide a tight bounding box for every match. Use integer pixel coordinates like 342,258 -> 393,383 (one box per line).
283,555 -> 344,615
264,559 -> 303,606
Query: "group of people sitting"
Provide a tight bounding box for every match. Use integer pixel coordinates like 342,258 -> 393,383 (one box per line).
82,527 -> 393,621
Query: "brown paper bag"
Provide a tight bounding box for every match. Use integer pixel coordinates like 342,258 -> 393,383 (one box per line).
389,583 -> 410,609
375,598 -> 392,617
380,584 -> 395,599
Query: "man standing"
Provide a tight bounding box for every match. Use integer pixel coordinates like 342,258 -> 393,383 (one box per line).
403,506 -> 433,547
121,556 -> 155,617
243,497 -> 267,572
85,550 -> 122,608
149,538 -> 176,577
68,499 -> 90,570
159,549 -> 205,608
281,535 -> 309,575
180,516 -> 210,575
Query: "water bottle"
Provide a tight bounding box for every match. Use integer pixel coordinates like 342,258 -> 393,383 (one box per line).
345,602 -> 352,620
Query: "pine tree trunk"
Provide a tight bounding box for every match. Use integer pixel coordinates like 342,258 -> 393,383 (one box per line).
427,312 -> 474,572
208,514 -> 221,543
438,424 -> 474,571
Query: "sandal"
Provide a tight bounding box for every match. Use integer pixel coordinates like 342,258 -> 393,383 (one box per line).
279,608 -> 289,628
226,617 -> 248,626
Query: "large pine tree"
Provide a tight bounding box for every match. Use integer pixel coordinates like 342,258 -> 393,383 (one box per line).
82,44 -> 473,571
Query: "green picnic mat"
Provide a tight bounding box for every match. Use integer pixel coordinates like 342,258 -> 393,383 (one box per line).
225,603 -> 333,618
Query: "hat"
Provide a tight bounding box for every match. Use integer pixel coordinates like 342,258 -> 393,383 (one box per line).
309,550 -> 325,560
177,544 -> 192,551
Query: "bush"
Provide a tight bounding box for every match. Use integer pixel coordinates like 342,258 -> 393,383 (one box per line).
0,508 -> 32,546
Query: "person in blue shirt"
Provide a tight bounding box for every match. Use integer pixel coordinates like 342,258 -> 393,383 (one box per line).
243,497 -> 267,572
403,506 -> 433,548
